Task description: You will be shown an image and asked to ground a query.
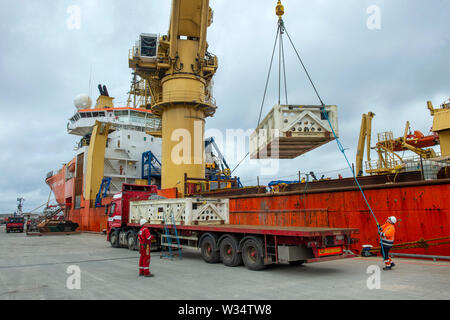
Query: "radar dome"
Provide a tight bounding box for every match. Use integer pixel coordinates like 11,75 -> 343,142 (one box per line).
74,94 -> 92,109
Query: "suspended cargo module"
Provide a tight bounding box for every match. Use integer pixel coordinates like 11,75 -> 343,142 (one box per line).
250,104 -> 338,159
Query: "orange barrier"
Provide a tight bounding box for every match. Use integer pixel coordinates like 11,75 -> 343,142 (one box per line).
158,188 -> 178,199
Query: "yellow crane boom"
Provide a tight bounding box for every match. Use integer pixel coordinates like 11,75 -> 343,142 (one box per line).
84,121 -> 113,204
401,121 -> 436,159
428,99 -> 450,157
356,112 -> 375,176
129,0 -> 218,194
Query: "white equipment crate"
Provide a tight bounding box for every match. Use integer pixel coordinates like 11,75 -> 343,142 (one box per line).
129,198 -> 229,226
250,104 -> 338,159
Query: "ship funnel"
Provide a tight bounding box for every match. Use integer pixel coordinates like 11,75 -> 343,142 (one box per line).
97,84 -> 110,97
74,94 -> 93,109
103,85 -> 109,97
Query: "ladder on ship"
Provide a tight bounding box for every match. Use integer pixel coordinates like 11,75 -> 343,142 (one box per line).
160,212 -> 182,260
95,177 -> 111,208
142,151 -> 162,188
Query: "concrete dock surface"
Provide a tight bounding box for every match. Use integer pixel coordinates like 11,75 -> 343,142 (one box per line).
0,226 -> 449,300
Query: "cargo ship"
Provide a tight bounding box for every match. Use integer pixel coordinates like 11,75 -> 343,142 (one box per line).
45,0 -> 450,259
45,83 -> 163,231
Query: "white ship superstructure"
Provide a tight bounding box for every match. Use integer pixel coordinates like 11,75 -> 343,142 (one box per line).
67,92 -> 162,195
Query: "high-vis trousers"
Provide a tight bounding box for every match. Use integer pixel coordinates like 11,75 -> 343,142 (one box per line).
380,245 -> 393,267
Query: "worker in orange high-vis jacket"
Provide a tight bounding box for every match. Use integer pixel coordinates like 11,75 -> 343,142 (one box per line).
138,218 -> 154,277
378,216 -> 397,270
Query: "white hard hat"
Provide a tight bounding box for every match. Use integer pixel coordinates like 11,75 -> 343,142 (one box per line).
139,218 -> 147,226
388,216 -> 397,224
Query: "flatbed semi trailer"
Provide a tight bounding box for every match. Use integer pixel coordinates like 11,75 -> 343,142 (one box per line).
106,184 -> 358,271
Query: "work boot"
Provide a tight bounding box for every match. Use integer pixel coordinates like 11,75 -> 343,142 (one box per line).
144,272 -> 154,277
139,273 -> 144,277
391,262 -> 396,267
383,266 -> 392,270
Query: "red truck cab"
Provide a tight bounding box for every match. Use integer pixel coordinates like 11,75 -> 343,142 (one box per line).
106,184 -> 158,240
6,216 -> 25,233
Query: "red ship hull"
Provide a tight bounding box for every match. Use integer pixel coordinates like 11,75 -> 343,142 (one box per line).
228,178 -> 450,256
45,167 -> 66,206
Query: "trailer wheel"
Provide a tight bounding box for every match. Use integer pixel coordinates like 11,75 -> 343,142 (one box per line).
200,236 -> 220,264
127,231 -> 137,251
110,230 -> 120,248
220,236 -> 243,267
242,238 -> 266,271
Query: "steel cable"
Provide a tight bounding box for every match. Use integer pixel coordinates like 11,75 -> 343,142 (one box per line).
283,21 -> 386,256
231,23 -> 282,175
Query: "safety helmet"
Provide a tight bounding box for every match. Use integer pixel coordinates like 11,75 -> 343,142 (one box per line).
388,216 -> 397,224
139,218 -> 147,226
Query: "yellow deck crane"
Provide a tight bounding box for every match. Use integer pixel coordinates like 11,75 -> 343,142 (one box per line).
129,0 -> 218,195
84,121 -> 113,204
358,102 -> 444,176
428,99 -> 450,157
83,85 -> 115,204
400,121 -> 436,159
356,112 -> 375,176
356,112 -> 406,176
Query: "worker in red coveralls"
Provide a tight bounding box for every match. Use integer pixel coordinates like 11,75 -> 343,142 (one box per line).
138,218 -> 154,277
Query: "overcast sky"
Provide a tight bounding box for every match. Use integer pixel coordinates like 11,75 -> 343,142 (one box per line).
0,0 -> 449,213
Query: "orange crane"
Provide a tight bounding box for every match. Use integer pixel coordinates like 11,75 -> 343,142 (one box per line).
356,111 -> 440,176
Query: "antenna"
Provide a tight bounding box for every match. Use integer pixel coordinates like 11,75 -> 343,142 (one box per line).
88,65 -> 93,99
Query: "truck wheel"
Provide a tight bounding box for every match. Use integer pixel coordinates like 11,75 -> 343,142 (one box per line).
110,230 -> 120,248
150,233 -> 162,252
242,238 -> 266,271
127,231 -> 137,251
220,236 -> 243,267
200,236 -> 220,264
